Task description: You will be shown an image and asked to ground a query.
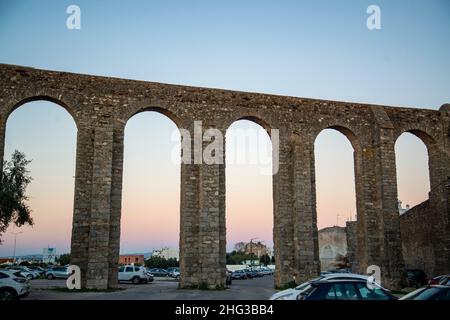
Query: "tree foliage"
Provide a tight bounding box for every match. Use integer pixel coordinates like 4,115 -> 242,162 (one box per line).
0,151 -> 33,243
144,256 -> 179,269
57,253 -> 71,266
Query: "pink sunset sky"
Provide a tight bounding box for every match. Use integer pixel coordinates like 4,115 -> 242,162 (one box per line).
0,102 -> 430,256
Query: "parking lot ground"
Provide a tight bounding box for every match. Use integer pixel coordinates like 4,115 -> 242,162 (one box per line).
24,275 -> 277,300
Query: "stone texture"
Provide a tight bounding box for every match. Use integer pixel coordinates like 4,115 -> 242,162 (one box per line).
0,64 -> 448,290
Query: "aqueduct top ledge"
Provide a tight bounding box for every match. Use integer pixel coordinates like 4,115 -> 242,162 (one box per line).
0,63 -> 447,146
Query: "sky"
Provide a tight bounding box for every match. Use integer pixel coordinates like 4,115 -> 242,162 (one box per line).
0,0 -> 448,256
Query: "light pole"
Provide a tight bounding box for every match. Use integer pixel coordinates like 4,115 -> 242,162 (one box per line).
10,230 -> 23,264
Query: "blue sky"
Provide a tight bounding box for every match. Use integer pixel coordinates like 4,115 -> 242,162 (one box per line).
1,0 -> 449,107
0,1 -> 447,255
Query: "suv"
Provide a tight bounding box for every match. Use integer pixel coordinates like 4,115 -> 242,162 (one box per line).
118,265 -> 148,284
45,266 -> 70,280
0,270 -> 30,300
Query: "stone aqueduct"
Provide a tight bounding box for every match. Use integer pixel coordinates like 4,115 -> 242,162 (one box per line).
0,64 -> 449,289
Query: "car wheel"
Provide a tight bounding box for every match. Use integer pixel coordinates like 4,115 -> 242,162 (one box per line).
0,288 -> 18,301
47,274 -> 54,280
132,276 -> 140,285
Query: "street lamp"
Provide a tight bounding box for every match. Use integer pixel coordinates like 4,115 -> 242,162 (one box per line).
10,230 -> 23,264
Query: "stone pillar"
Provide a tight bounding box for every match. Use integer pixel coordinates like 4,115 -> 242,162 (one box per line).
179,124 -> 226,289
70,125 -> 95,288
107,126 -> 124,288
84,121 -> 115,289
291,133 -> 320,284
349,107 -> 404,289
272,131 -> 296,288
373,125 -> 405,289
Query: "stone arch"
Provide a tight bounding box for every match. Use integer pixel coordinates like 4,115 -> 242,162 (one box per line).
225,114 -> 273,138
121,106 -> 184,131
3,95 -> 79,129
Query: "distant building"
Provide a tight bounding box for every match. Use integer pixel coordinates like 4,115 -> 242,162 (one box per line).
152,247 -> 179,260
0,258 -> 14,265
318,226 -> 347,271
119,254 -> 145,265
398,200 -> 410,215
243,241 -> 269,258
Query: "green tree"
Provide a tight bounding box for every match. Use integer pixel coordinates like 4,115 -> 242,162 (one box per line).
57,253 -> 71,266
0,151 -> 33,243
145,256 -> 179,269
259,254 -> 270,266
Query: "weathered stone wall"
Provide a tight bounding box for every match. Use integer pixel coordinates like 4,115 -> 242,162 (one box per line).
346,221 -> 358,272
318,226 -> 347,271
400,200 -> 441,277
0,64 -> 448,290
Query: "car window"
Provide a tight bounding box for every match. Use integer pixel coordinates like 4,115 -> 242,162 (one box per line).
125,267 -> 134,272
355,283 -> 390,300
332,283 -> 359,300
411,288 -> 442,300
118,267 -> 124,272
0,272 -> 8,279
325,285 -> 337,300
134,267 -> 140,272
434,288 -> 450,301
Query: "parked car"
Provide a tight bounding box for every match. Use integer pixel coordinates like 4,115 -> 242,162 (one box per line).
231,269 -> 249,280
148,268 -> 170,277
270,273 -> 386,300
405,269 -> 428,288
429,274 -> 450,286
118,265 -> 148,284
45,266 -> 70,280
167,267 -> 180,279
400,285 -> 450,300
143,269 -> 154,282
0,270 -> 30,300
27,266 -> 45,277
295,279 -> 397,300
5,266 -> 37,280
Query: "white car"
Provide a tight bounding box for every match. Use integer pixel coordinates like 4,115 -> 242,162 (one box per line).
5,266 -> 37,280
0,270 -> 30,300
118,265 -> 148,284
269,273 -> 376,300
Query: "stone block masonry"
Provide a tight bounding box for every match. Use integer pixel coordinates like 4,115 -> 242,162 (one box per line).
0,64 -> 448,289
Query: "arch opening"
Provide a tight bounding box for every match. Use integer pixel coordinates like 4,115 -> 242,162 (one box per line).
225,119 -> 274,287
314,128 -> 357,272
119,110 -> 181,283
0,100 -> 77,263
395,131 -> 431,214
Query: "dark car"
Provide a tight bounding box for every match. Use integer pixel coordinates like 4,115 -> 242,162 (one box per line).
231,270 -> 248,280
296,279 -> 397,300
429,274 -> 450,286
400,285 -> 450,300
147,268 -> 169,277
405,269 -> 428,288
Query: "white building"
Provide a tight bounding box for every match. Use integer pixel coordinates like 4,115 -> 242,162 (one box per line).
152,247 -> 179,260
